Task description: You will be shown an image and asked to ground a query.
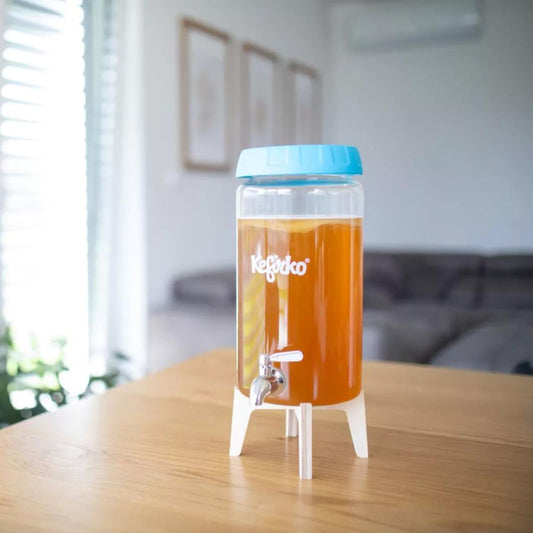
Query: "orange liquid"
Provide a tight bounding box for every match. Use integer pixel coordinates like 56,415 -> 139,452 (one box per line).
237,217 -> 363,406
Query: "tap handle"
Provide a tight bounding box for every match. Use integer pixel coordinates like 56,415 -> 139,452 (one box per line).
268,350 -> 304,363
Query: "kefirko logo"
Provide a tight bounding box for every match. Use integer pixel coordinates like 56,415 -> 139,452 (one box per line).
251,254 -> 310,283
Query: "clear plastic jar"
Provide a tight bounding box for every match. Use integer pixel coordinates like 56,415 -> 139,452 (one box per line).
236,145 -> 364,406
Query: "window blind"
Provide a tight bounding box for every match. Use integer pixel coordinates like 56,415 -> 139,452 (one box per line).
0,0 -> 89,384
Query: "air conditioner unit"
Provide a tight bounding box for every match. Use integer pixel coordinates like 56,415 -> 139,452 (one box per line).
345,0 -> 482,50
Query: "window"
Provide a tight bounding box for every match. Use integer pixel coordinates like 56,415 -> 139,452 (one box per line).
0,0 -> 89,387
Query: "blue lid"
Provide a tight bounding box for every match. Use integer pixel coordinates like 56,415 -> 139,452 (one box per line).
235,144 -> 363,178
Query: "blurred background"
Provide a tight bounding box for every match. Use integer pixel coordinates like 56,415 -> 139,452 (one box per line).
0,0 -> 532,424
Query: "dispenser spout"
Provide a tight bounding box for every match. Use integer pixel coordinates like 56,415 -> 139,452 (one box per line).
248,351 -> 304,407
249,376 -> 272,406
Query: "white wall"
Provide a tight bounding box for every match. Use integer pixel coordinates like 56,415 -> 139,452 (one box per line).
111,0 -> 148,376
142,0 -> 328,309
142,0 -> 533,311
327,0 -> 533,253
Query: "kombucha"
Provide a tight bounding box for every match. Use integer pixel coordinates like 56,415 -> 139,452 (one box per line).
237,217 -> 363,406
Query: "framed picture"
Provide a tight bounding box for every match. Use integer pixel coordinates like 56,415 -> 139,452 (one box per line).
241,43 -> 278,149
288,62 -> 321,144
180,18 -> 231,170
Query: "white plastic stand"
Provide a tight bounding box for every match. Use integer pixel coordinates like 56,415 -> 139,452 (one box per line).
229,388 -> 368,479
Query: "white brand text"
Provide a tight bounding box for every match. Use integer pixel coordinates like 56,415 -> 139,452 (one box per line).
251,255 -> 310,283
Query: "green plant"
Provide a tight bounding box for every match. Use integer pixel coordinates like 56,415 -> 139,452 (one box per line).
0,324 -> 130,428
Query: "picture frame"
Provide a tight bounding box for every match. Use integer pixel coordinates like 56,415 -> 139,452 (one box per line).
180,18 -> 231,171
241,42 -> 278,149
288,62 -> 321,144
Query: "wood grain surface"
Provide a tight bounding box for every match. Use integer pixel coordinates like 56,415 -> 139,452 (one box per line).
1,349 -> 532,532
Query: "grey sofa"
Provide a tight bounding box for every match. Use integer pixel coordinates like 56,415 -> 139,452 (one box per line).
150,252 -> 533,374
362,253 -> 533,373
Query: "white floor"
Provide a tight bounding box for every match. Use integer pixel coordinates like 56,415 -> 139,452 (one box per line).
148,305 -> 235,373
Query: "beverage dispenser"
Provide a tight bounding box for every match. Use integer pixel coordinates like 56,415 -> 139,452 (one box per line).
229,145 -> 368,479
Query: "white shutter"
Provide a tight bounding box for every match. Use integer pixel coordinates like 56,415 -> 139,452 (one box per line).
0,0 -> 89,383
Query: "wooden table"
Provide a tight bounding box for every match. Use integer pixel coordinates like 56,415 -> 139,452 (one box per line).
1,349 -> 532,532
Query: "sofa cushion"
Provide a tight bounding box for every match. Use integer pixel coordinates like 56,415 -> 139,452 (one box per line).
363,304 -> 462,364
363,284 -> 397,309
482,278 -> 533,310
445,275 -> 483,307
485,255 -> 533,274
364,252 -> 484,306
364,252 -> 407,305
431,315 -> 533,373
481,255 -> 533,310
395,253 -> 483,303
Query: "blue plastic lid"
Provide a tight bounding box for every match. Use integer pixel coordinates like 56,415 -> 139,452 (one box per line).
235,144 -> 363,178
